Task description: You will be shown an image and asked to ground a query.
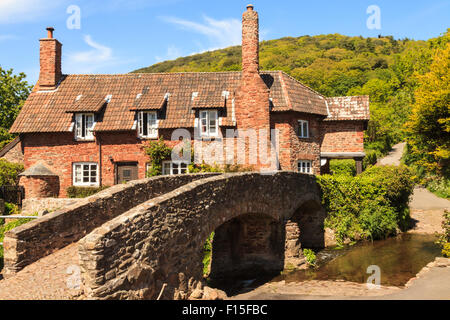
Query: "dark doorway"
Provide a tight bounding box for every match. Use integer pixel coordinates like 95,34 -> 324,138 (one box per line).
116,162 -> 138,184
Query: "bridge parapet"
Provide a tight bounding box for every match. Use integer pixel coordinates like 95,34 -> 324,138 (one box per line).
3,173 -> 220,276
78,172 -> 324,300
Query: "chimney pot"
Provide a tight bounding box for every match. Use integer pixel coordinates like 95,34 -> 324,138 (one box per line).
46,27 -> 54,39
247,4 -> 254,11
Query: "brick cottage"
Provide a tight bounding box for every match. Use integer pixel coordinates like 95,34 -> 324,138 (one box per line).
10,5 -> 369,198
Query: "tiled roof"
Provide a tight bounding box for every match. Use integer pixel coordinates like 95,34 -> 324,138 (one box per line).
325,96 -> 370,121
10,71 -> 355,133
65,94 -> 107,113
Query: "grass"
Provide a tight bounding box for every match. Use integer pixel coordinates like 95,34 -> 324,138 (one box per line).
0,212 -> 37,271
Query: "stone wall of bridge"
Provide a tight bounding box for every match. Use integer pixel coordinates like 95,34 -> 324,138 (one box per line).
77,172 -> 325,300
3,173 -> 220,276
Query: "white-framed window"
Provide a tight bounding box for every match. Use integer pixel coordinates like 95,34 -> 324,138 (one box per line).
298,120 -> 309,138
75,113 -> 95,140
138,111 -> 158,139
162,161 -> 189,175
199,110 -> 218,137
298,160 -> 312,174
73,162 -> 99,186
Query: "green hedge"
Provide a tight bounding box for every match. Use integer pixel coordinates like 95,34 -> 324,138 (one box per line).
0,213 -> 37,271
66,186 -> 110,198
0,159 -> 23,186
318,165 -> 415,245
330,159 -> 356,176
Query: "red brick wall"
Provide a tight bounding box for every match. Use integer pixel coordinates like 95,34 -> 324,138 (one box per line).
321,121 -> 365,153
39,38 -> 62,89
271,112 -> 324,174
19,176 -> 59,198
22,132 -> 151,197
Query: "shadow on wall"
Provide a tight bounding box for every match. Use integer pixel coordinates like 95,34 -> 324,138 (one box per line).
209,199 -> 326,282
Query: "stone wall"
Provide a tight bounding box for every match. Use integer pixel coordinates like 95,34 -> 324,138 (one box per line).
2,173 -> 219,276
0,139 -> 24,164
77,172 -> 324,300
21,198 -> 81,216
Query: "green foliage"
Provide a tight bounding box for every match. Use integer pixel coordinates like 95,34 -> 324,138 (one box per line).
0,159 -> 24,186
145,137 -> 173,177
4,202 -> 19,216
437,210 -> 450,257
0,212 -> 37,271
302,249 -> 317,267
405,31 -> 450,178
363,149 -> 379,169
330,159 -> 356,176
202,232 -> 214,276
66,186 -> 110,198
0,67 -> 31,147
318,165 -> 415,245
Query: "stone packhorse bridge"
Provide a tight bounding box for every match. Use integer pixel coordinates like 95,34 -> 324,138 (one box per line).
3,172 -> 325,300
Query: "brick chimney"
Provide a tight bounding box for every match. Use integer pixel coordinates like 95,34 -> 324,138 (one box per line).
235,5 -> 269,128
39,27 -> 62,90
242,4 -> 260,76
234,5 -> 271,170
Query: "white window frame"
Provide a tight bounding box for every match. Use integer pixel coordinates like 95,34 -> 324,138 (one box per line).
72,162 -> 99,187
298,120 -> 309,138
199,110 -> 219,137
137,111 -> 158,139
75,113 -> 95,141
162,161 -> 189,175
298,160 -> 312,174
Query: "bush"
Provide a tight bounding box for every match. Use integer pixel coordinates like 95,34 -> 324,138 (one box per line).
303,249 -> 317,267
202,232 -> 214,276
66,186 -> 110,198
330,159 -> 356,176
363,149 -> 379,169
145,137 -> 173,177
0,159 -> 24,186
318,165 -> 415,245
437,210 -> 449,257
0,213 -> 37,271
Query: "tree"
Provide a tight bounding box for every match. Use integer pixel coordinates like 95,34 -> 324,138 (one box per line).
406,39 -> 450,176
0,67 -> 31,145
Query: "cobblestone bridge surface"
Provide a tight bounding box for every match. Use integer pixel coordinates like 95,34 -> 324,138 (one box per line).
0,244 -> 79,300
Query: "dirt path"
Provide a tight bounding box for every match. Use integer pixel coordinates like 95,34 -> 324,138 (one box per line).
0,244 -> 80,300
377,142 -> 406,166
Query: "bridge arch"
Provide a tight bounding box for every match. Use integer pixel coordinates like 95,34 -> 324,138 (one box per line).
78,172 -> 325,300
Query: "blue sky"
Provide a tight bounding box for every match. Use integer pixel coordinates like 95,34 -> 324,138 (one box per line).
0,0 -> 449,85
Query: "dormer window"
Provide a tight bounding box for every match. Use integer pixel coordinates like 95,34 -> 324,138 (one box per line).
199,110 -> 218,137
138,111 -> 158,139
298,120 -> 309,138
75,113 -> 95,141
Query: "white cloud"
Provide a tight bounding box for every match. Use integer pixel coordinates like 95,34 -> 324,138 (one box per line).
161,15 -> 242,50
0,0 -> 67,24
65,35 -> 120,73
155,45 -> 182,62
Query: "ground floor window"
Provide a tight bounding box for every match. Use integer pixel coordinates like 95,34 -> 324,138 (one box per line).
162,161 -> 189,175
73,162 -> 99,186
297,160 -> 312,174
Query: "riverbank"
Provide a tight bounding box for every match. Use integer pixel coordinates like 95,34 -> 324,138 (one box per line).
234,143 -> 450,300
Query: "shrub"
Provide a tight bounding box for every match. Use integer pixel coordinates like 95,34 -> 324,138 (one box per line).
363,149 -> 379,169
0,213 -> 37,271
437,210 -> 450,257
145,137 -> 173,177
303,249 -> 317,267
202,232 -> 214,276
318,165 -> 415,245
330,159 -> 356,176
66,186 -> 110,198
0,159 -> 24,186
